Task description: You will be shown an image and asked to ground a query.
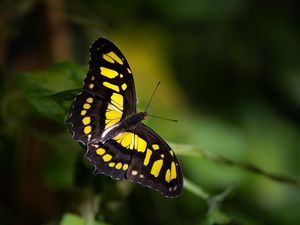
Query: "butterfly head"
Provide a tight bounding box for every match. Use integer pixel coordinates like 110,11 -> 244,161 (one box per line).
137,111 -> 148,121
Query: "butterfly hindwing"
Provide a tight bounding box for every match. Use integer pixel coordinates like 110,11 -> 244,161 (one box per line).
85,124 -> 183,197
112,124 -> 183,197
85,141 -> 131,180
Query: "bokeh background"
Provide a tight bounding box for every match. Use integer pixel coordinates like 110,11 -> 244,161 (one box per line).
1,0 -> 300,225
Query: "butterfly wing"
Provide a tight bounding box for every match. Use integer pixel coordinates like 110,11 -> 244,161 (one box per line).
126,123 -> 183,197
66,38 -> 136,144
88,123 -> 183,197
84,38 -> 136,114
85,141 -> 131,180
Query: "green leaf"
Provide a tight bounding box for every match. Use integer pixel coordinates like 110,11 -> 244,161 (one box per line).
60,213 -> 85,225
60,213 -> 111,225
205,208 -> 231,225
48,88 -> 82,113
207,185 -> 234,214
15,62 -> 86,123
183,177 -> 210,200
42,133 -> 81,190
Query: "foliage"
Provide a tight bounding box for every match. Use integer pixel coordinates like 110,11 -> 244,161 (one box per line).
60,213 -> 111,225
1,0 -> 300,225
15,63 -> 85,123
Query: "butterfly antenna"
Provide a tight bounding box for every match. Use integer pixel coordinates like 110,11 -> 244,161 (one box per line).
144,81 -> 178,122
144,81 -> 161,112
147,114 -> 178,122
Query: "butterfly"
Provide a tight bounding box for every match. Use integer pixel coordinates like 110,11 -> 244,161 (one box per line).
66,38 -> 183,197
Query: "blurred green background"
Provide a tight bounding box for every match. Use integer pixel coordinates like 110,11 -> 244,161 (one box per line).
1,0 -> 300,225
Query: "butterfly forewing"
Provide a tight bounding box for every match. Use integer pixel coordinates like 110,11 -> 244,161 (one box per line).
66,38 -> 136,144
85,38 -> 136,115
65,92 -> 108,144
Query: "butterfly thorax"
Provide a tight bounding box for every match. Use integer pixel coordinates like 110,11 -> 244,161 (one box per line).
122,111 -> 147,130
99,112 -> 147,144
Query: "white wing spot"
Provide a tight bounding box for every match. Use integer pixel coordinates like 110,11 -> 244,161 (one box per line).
131,170 -> 138,176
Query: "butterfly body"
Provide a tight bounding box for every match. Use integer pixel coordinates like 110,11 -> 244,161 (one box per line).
94,111 -> 147,144
66,38 -> 183,197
